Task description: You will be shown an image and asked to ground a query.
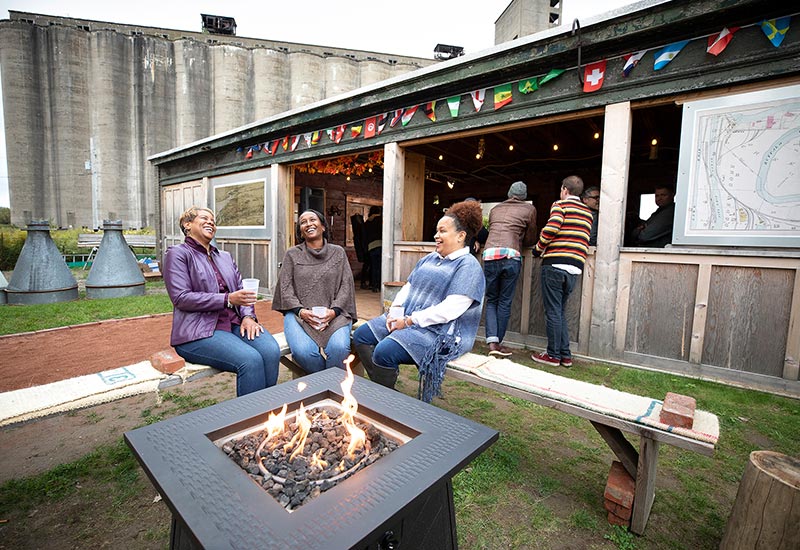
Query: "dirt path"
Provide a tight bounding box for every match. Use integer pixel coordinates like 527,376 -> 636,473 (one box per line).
0,301 -> 284,393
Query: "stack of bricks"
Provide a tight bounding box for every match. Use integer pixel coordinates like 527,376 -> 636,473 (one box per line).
604,461 -> 634,528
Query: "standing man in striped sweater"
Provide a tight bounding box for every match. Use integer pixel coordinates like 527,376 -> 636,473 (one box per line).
531,175 -> 593,368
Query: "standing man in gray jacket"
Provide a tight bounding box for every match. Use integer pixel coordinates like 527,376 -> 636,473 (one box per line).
482,181 -> 537,356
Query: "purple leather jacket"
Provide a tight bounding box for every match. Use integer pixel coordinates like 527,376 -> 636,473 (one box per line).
163,240 -> 256,346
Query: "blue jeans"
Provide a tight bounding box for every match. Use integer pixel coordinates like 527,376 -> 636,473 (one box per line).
283,313 -> 352,373
174,325 -> 280,397
483,258 -> 522,344
541,265 -> 578,361
352,322 -> 414,371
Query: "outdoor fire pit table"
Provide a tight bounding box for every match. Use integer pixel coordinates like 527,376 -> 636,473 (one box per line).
125,367 -> 498,549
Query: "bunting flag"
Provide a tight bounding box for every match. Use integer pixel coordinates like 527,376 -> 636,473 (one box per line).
311,131 -> 320,145
364,117 -> 377,138
707,27 -> 739,56
281,136 -> 290,150
538,68 -> 564,87
654,40 -> 689,70
401,105 -> 418,126
328,125 -> 346,144
760,17 -> 791,48
302,133 -> 312,147
390,108 -> 403,128
423,101 -> 437,122
351,124 -> 363,138
245,147 -> 254,159
268,140 -> 279,155
376,113 -> 388,134
622,51 -> 646,77
290,135 -> 301,151
518,77 -> 538,94
470,89 -> 486,112
261,142 -> 270,154
583,60 -> 607,92
446,95 -> 461,117
493,83 -> 513,110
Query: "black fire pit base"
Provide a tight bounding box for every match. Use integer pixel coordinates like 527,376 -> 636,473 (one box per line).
169,479 -> 458,550
125,368 -> 498,550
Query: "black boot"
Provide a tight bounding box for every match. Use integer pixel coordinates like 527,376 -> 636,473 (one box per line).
354,343 -> 398,390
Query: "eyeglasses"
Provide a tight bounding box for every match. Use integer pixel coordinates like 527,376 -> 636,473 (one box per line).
585,195 -> 600,200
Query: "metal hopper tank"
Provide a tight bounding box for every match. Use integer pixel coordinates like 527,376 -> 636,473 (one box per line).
85,220 -> 146,299
6,221 -> 79,305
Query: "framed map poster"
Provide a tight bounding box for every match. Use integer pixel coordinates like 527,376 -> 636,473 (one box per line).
673,84 -> 800,247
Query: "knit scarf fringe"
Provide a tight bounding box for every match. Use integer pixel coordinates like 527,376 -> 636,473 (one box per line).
417,322 -> 462,403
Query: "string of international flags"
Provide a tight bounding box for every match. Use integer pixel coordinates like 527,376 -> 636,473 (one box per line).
239,15 -> 792,160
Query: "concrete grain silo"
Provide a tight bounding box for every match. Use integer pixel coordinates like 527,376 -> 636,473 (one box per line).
253,48 -> 291,119
289,51 -> 326,109
325,55 -> 360,98
359,59 -> 392,87
174,39 -> 213,146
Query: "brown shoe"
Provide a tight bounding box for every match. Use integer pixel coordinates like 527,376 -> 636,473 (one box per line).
488,343 -> 512,357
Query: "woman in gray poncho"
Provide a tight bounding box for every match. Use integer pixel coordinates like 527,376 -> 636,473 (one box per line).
272,209 -> 357,373
353,201 -> 486,402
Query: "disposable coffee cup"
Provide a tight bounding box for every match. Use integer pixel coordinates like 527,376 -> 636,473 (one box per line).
311,306 -> 327,318
389,306 -> 405,320
242,278 -> 259,292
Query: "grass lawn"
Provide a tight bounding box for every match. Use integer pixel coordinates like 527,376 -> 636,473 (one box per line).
0,281 -> 797,548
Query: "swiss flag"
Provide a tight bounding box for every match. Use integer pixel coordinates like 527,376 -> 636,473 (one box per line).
364,116 -> 377,139
583,60 -> 607,93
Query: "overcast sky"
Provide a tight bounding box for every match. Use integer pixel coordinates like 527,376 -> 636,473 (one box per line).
0,0 -> 643,208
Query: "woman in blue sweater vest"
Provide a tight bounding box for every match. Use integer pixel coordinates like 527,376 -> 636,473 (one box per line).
353,201 -> 486,402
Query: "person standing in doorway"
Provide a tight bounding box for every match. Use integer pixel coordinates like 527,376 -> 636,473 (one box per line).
531,175 -> 592,368
581,186 -> 600,246
364,206 -> 383,292
482,181 -> 537,357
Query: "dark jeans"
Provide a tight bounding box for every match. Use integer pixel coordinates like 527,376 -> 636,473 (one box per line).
483,258 -> 522,344
541,265 -> 578,361
353,322 -> 414,371
369,247 -> 382,290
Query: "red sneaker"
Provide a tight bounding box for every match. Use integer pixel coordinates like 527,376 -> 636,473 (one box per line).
530,351 -> 560,367
560,357 -> 573,368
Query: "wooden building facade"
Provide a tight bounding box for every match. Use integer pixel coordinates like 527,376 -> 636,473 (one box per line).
152,0 -> 800,398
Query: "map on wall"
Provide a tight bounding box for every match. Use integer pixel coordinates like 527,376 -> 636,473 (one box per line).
214,180 -> 266,227
674,84 -> 800,247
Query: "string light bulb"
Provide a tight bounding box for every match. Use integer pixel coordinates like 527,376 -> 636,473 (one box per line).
508,144 -> 514,151
447,181 -> 455,189
553,144 -> 559,151
438,154 -> 444,161
593,132 -> 600,139
476,137 -> 485,160
651,138 -> 658,146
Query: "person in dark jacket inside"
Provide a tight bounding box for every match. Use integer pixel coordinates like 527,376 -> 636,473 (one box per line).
363,206 -> 383,292
163,206 -> 280,397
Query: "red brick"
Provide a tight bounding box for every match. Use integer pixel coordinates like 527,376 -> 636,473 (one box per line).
660,392 -> 696,429
604,498 -> 632,520
150,349 -> 185,374
607,510 -> 630,527
604,461 -> 635,509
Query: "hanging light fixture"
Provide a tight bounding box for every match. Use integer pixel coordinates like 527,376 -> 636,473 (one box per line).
447,181 -> 455,189
649,138 -> 659,160
476,138 -> 485,160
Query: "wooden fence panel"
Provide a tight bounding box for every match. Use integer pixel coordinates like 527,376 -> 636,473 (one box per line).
703,266 -> 793,376
625,262 -> 697,361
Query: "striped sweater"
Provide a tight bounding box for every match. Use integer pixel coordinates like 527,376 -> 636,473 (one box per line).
534,197 -> 593,269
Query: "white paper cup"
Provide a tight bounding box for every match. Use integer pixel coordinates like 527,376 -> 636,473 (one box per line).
311,306 -> 327,318
389,306 -> 405,320
242,278 -> 259,292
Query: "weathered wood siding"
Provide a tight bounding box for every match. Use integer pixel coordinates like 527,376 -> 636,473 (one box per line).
624,262 -> 698,361
703,266 -> 794,376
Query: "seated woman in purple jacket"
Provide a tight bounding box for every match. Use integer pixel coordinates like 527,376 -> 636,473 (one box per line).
163,206 -> 280,396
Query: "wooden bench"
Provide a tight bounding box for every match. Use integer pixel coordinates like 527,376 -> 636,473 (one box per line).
78,233 -> 157,269
158,330 -> 365,390
445,353 -> 719,536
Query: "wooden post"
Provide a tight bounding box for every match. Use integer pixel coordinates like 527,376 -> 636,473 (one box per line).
720,451 -> 800,549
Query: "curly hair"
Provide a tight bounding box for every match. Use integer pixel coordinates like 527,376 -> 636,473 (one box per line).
444,200 -> 484,240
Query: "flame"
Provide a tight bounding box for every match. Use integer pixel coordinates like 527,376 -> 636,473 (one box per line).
285,402 -> 312,461
340,355 -> 366,456
263,403 -> 287,441
310,448 -> 328,469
